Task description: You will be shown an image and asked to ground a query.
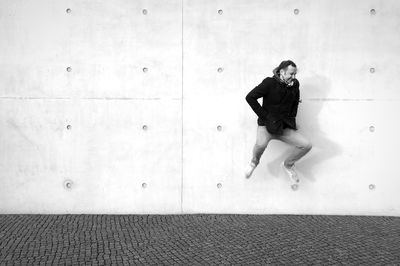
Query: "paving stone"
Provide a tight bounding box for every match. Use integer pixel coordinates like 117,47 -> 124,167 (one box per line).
0,214 -> 399,265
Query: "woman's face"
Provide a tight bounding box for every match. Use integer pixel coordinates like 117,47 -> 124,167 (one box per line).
280,66 -> 297,84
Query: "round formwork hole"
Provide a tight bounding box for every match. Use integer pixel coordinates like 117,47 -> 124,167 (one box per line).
369,125 -> 375,132
66,124 -> 72,130
217,125 -> 222,131
142,125 -> 148,130
370,67 -> 375,73
66,67 -> 72,72
217,67 -> 224,73
291,183 -> 299,191
66,8 -> 71,14
369,184 -> 375,190
217,183 -> 222,189
142,67 -> 148,73
142,9 -> 148,15
370,9 -> 376,15
64,179 -> 73,189
294,9 -> 299,15
218,9 -> 223,15
142,182 -> 147,188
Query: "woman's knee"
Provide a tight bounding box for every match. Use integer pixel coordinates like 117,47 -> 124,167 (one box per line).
303,142 -> 312,151
255,141 -> 268,149
296,140 -> 312,150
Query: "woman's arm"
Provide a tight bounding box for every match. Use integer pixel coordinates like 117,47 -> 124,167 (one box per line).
245,78 -> 271,120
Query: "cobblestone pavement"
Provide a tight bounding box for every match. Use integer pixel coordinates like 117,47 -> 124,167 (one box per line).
0,214 -> 399,265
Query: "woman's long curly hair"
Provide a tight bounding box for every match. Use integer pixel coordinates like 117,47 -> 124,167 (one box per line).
272,60 -> 297,77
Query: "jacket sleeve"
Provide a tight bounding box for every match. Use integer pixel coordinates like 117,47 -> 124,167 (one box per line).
245,78 -> 271,120
289,82 -> 300,117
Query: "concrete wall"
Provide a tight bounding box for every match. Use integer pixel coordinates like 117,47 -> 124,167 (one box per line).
1,0 -> 399,215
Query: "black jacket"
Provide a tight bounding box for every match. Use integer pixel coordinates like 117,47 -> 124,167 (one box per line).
245,74 -> 300,135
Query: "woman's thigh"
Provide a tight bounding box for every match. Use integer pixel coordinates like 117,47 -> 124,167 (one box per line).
255,125 -> 276,147
277,128 -> 312,149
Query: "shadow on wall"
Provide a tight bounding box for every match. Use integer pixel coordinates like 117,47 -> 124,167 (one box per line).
267,74 -> 343,182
